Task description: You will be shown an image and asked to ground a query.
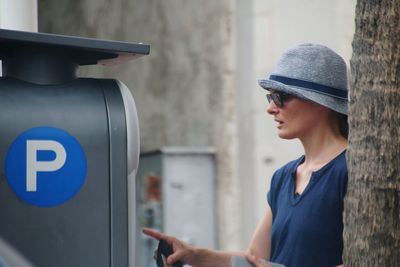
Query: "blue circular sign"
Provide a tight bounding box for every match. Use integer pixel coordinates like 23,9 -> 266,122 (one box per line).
5,127 -> 87,207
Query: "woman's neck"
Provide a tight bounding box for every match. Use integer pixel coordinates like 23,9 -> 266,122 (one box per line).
299,124 -> 348,167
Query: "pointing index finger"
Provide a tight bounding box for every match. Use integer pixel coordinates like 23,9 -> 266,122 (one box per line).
142,228 -> 170,243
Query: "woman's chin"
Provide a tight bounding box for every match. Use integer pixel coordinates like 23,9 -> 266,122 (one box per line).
278,131 -> 296,140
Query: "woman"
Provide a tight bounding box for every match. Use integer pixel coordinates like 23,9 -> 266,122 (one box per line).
144,43 -> 348,267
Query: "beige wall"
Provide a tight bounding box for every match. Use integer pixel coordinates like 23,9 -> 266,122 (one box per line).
0,0 -> 37,31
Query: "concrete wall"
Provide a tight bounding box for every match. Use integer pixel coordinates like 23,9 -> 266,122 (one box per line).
38,0 -> 241,250
0,0 -> 37,31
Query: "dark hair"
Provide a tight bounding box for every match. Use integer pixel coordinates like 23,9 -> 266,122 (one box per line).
338,113 -> 348,139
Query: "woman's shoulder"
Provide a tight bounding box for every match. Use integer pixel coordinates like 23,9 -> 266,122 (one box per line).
274,155 -> 304,176
331,149 -> 348,173
268,156 -> 304,205
270,155 -> 304,187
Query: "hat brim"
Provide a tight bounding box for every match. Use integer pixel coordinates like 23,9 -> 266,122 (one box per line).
258,79 -> 348,115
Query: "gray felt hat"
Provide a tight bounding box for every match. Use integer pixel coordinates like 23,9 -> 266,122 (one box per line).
258,43 -> 348,115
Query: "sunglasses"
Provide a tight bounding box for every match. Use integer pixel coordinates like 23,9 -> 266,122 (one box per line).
266,92 -> 293,108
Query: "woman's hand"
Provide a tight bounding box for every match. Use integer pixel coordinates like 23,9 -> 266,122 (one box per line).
144,228 -> 240,267
245,253 -> 272,267
143,228 -> 195,266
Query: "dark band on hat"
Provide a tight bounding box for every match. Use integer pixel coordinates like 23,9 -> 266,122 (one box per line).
269,75 -> 348,99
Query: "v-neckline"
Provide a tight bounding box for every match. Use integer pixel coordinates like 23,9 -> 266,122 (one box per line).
289,150 -> 346,205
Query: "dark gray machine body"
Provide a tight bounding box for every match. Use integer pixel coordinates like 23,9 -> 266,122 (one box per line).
0,29 -> 149,267
0,78 -> 127,267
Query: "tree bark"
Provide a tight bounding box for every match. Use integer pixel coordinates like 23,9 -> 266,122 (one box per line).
344,0 -> 400,266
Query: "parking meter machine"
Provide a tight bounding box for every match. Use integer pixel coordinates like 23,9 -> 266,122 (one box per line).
0,29 -> 149,267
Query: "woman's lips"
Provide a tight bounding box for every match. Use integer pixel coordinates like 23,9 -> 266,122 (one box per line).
275,119 -> 283,128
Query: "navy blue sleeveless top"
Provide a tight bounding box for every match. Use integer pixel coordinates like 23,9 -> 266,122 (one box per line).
267,151 -> 347,267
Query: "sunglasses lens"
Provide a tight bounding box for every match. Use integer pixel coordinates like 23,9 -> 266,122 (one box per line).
266,93 -> 280,107
266,92 -> 292,108
273,94 -> 283,107
266,94 -> 272,103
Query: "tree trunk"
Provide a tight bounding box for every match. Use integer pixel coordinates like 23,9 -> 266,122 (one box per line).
344,0 -> 400,266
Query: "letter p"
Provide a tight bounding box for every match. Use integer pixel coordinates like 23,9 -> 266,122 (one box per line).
26,140 -> 67,192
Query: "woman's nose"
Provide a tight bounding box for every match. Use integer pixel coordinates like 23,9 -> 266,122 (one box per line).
267,101 -> 279,115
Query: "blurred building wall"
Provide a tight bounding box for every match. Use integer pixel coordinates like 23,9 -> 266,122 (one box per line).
38,0 -> 356,251
0,0 -> 37,31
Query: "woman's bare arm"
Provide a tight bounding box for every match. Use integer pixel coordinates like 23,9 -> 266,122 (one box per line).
246,204 -> 273,260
